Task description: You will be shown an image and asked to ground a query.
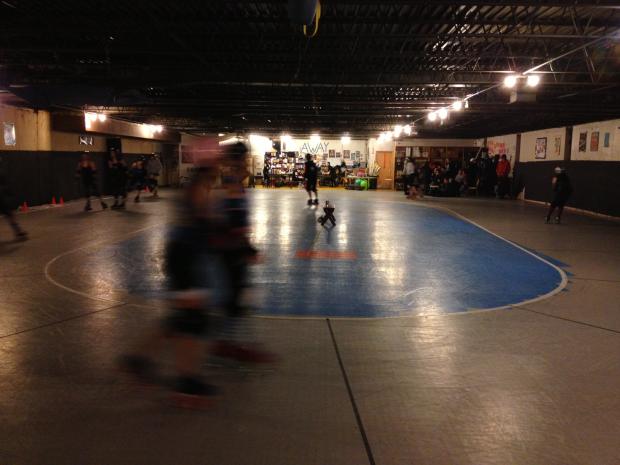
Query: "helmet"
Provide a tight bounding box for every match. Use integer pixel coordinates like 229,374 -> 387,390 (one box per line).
554,166 -> 563,174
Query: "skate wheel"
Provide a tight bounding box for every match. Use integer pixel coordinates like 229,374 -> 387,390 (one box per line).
170,393 -> 212,410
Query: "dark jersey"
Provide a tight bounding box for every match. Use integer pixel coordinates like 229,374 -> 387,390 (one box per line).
304,161 -> 318,181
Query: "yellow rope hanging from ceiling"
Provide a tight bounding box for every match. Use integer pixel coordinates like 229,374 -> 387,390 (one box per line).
302,0 -> 321,38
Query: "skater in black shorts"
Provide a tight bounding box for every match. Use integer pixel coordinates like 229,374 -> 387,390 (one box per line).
546,167 -> 573,224
119,166 -> 219,404
304,153 -> 319,205
0,166 -> 27,241
76,153 -> 108,211
108,149 -> 128,209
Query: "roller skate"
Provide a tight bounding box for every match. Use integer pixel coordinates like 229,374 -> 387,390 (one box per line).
211,340 -> 278,365
307,199 -> 313,206
170,376 -> 218,410
313,198 -> 319,205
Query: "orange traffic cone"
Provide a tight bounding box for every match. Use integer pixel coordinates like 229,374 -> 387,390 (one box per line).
52,197 -> 56,206
21,202 -> 28,212
60,197 -> 65,206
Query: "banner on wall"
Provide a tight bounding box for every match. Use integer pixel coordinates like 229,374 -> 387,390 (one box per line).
553,137 -> 561,158
487,140 -> 506,155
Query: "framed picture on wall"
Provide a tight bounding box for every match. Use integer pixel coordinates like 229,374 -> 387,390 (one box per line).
328,149 -> 335,158
336,152 -> 341,158
578,132 -> 587,152
535,137 -> 547,159
604,132 -> 611,148
3,122 -> 16,146
590,131 -> 599,152
343,150 -> 350,159
180,145 -> 194,164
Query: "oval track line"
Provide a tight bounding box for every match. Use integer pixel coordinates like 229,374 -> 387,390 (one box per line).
44,224 -> 165,305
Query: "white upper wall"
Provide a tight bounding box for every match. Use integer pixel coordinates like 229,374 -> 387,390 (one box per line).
519,126 -> 566,162
571,119 -> 620,161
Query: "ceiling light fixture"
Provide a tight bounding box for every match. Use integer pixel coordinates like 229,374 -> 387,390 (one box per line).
428,111 -> 437,122
341,135 -> 351,144
526,74 -> 541,87
452,101 -> 463,111
503,75 -> 518,88
438,108 -> 449,120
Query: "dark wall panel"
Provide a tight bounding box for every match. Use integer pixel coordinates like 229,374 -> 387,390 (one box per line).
515,160 -> 620,217
0,151 -> 106,207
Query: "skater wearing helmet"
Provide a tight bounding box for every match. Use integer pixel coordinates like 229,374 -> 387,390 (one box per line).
546,166 -> 573,224
304,153 -> 319,206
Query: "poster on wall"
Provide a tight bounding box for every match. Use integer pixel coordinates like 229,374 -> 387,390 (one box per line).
343,150 -> 350,159
336,152 -> 341,158
590,131 -> 599,152
554,137 -> 562,158
578,132 -> 587,152
488,140 -> 507,155
79,135 -> 94,145
535,137 -> 547,159
3,122 -> 16,146
604,132 -> 610,148
328,149 -> 335,158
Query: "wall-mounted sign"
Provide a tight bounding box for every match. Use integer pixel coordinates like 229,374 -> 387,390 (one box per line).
3,122 -> 16,146
604,132 -> 610,148
79,135 -> 94,145
300,141 -> 329,154
535,137 -> 547,159
553,137 -> 562,158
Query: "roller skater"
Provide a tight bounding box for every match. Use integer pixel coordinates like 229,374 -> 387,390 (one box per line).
119,165 -> 220,408
210,142 -> 276,366
108,149 -> 128,209
546,167 -> 573,224
0,165 -> 27,241
317,200 -> 336,226
76,153 -> 108,211
304,153 -> 319,206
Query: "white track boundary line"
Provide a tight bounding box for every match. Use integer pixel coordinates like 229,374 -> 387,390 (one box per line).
43,196 -> 568,320
44,224 -> 164,305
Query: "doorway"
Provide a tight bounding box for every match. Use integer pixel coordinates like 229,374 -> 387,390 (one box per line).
375,150 -> 395,189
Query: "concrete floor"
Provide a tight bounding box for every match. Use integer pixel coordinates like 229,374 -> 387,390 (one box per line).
0,189 -> 619,465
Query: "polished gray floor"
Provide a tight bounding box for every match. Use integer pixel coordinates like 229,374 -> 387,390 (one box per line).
0,191 -> 619,465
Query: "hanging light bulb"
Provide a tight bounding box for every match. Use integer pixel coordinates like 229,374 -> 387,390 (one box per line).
403,124 -> 412,136
428,111 -> 437,122
504,75 -> 518,88
438,108 -> 449,120
393,125 -> 403,138
464,100 -> 469,109
341,135 -> 351,144
97,113 -> 107,122
526,74 -> 541,87
452,101 -> 463,111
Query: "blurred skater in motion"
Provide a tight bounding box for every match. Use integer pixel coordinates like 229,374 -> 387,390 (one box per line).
146,153 -> 163,198
119,165 -> 219,405
76,153 -> 108,211
0,164 -> 27,241
546,167 -> 573,224
129,159 -> 147,203
304,153 -> 319,206
211,142 -> 275,364
108,149 -> 128,209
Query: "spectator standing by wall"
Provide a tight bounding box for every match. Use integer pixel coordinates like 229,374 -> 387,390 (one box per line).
495,154 -> 511,199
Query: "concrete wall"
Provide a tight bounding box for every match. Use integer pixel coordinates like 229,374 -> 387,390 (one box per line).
571,119 -> 620,162
0,104 -> 174,206
492,118 -> 620,217
520,126 -> 565,163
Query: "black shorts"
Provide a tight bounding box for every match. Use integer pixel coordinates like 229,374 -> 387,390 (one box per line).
306,178 -> 317,192
551,194 -> 569,208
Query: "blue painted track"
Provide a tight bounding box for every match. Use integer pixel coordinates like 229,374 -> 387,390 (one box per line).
91,191 -> 564,317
